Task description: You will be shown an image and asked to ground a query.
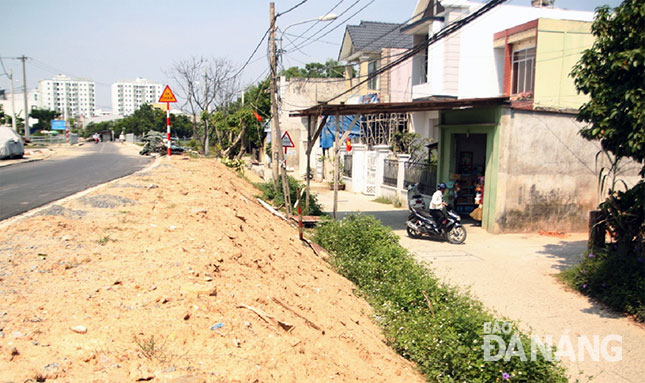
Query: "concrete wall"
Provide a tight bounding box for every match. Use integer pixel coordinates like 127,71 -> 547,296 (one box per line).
278,77 -> 346,177
382,48 -> 414,103
492,108 -> 642,232
534,19 -> 593,110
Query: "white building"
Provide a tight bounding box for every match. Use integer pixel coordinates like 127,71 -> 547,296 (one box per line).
0,89 -> 39,127
38,74 -> 96,118
111,78 -> 163,116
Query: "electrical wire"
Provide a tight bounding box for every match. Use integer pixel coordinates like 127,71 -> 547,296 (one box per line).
232,27 -> 271,79
324,0 -> 510,103
276,0 -> 309,18
284,0 -> 345,50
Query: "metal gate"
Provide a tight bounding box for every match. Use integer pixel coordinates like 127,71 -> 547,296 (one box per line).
364,152 -> 377,195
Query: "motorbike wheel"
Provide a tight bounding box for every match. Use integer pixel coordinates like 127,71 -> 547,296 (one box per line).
406,226 -> 421,239
447,225 -> 467,244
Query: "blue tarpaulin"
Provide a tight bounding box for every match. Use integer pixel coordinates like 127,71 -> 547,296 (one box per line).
319,115 -> 362,149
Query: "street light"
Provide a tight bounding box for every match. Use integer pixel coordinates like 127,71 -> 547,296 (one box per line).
279,13 -> 338,54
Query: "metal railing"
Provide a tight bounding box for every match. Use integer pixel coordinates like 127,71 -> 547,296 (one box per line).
404,161 -> 437,195
383,159 -> 398,187
343,154 -> 353,178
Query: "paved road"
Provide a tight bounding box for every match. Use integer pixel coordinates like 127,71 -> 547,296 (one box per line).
313,184 -> 644,383
0,142 -> 151,221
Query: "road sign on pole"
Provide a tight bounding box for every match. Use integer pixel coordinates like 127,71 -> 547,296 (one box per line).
158,85 -> 178,156
281,131 -> 295,154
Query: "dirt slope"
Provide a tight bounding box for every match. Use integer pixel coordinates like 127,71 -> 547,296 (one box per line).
0,157 -> 423,383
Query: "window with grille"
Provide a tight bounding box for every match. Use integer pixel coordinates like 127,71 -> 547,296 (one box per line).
511,47 -> 535,95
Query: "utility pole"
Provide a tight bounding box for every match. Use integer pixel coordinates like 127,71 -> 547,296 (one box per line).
203,67 -> 210,157
8,68 -> 17,133
20,55 -> 29,139
269,2 -> 280,187
269,2 -> 291,215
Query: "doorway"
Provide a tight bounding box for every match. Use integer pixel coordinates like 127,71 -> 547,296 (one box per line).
452,133 -> 487,214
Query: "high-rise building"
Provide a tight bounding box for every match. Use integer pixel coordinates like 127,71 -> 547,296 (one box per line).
111,78 -> 163,116
38,74 -> 96,118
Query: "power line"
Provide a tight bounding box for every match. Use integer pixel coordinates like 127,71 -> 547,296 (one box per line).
324,0 -> 510,103
232,27 -> 271,79
284,0 -> 345,49
276,0 -> 309,18
283,0 -> 363,52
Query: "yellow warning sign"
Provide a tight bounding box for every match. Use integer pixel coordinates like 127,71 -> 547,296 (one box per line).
158,85 -> 177,103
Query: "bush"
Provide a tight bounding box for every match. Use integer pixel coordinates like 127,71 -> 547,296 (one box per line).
561,180 -> 644,321
560,246 -> 644,322
314,215 -> 568,382
256,176 -> 324,216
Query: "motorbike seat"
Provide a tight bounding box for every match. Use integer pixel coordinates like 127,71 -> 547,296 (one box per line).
412,207 -> 434,222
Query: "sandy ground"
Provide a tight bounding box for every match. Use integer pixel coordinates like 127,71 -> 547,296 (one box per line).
314,186 -> 645,383
0,157 -> 423,383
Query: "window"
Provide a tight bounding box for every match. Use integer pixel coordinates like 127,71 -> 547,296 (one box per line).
367,60 -> 379,90
511,48 -> 535,95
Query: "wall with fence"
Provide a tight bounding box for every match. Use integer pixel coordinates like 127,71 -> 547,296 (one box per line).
340,145 -> 437,201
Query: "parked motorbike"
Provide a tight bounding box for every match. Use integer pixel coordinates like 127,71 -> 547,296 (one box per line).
406,184 -> 467,244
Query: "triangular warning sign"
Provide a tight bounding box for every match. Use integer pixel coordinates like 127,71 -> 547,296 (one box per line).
158,85 -> 177,103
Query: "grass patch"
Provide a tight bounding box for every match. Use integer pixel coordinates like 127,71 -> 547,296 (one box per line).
97,235 -> 116,246
373,196 -> 404,208
559,245 -> 644,322
314,215 -> 568,382
133,334 -> 169,363
373,196 -> 394,204
256,176 -> 324,216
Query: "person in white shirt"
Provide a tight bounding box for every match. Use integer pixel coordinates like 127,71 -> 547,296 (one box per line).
429,183 -> 448,227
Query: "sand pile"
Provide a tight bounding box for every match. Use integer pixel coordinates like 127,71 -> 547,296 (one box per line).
0,157 -> 422,382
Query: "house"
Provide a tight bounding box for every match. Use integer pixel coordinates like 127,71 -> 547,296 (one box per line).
293,0 -> 642,233
338,21 -> 415,103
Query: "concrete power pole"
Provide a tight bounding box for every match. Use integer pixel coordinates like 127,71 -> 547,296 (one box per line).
20,55 -> 29,139
269,2 -> 291,214
203,67 -> 210,157
8,68 -> 17,133
269,2 -> 280,187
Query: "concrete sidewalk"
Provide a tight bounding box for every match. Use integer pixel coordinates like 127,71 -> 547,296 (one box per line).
313,184 -> 644,383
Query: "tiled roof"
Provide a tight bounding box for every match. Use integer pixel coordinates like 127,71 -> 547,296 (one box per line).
346,21 -> 414,52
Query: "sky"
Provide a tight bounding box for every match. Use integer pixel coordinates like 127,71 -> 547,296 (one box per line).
1,0 -> 623,110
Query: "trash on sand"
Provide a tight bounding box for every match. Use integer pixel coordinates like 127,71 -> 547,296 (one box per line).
210,322 -> 224,330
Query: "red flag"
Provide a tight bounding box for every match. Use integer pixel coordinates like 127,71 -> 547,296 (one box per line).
253,111 -> 263,122
346,138 -> 352,152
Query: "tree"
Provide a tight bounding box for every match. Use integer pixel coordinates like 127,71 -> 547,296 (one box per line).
30,108 -> 60,132
280,59 -> 352,79
168,57 -> 238,155
571,0 -> 645,176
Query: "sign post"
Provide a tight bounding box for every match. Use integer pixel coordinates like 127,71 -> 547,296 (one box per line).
281,131 -> 295,154
158,85 -> 178,156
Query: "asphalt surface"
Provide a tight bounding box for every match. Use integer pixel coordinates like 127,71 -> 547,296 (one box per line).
0,142 -> 151,221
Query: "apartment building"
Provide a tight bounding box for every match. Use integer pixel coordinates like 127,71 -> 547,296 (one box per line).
111,78 -> 163,116
38,74 -> 96,118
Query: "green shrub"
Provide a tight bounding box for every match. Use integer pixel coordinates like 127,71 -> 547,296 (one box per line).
256,176 -> 324,216
560,246 -> 644,322
315,215 -> 568,382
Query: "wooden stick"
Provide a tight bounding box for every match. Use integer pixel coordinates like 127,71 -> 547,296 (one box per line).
272,297 -> 322,332
422,291 -> 435,316
237,304 -> 294,332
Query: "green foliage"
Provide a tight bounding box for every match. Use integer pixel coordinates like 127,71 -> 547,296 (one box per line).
314,215 -> 568,382
30,108 -> 60,131
280,59 -> 351,79
560,244 -> 645,322
257,176 -> 324,216
571,0 -> 645,176
391,131 -> 432,163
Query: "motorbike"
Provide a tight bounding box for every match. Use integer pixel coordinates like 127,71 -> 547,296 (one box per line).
406,184 -> 467,244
